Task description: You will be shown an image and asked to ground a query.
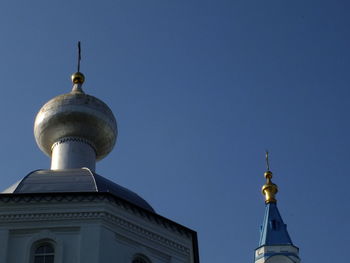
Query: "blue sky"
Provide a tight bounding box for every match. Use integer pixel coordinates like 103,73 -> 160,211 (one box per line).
0,1 -> 349,262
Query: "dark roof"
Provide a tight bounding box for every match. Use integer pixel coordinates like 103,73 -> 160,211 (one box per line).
2,168 -> 154,212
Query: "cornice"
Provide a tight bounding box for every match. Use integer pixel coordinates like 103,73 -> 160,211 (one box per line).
105,212 -> 190,255
0,193 -> 192,237
0,193 -> 192,255
0,209 -> 189,255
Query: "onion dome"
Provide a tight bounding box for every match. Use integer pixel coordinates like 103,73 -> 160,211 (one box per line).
262,170 -> 278,203
261,151 -> 278,203
34,72 -> 117,161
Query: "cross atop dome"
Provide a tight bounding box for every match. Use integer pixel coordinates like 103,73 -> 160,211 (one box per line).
72,41 -> 85,92
34,43 -> 117,171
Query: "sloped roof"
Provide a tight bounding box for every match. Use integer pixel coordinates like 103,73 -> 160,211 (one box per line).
259,202 -> 293,246
2,168 -> 154,212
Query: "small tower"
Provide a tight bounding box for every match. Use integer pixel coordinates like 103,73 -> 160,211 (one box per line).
254,152 -> 300,263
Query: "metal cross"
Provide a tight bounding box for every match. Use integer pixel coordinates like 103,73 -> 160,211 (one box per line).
77,41 -> 81,72
265,150 -> 270,171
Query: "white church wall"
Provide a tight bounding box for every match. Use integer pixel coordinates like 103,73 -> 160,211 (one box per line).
255,245 -> 300,263
0,194 -> 197,263
265,255 -> 295,263
0,229 -> 9,263
79,224 -> 102,263
98,226 -> 171,263
6,227 -> 80,263
255,245 -> 299,257
98,213 -> 194,263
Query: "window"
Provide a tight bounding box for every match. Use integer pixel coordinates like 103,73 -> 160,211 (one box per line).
132,255 -> 151,263
271,219 -> 279,230
33,242 -> 55,263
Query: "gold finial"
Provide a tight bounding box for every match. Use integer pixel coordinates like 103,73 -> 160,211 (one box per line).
71,72 -> 85,84
71,41 -> 85,85
261,150 -> 278,203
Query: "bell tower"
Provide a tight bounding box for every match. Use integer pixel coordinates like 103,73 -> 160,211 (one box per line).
254,152 -> 300,263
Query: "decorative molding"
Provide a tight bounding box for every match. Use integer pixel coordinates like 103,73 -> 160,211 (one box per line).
0,194 -> 192,239
105,213 -> 190,255
51,137 -> 96,153
0,194 -> 190,255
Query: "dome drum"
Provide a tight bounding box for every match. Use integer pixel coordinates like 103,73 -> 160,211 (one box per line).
51,137 -> 97,171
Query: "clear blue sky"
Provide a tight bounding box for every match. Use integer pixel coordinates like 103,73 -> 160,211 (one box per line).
0,1 -> 348,262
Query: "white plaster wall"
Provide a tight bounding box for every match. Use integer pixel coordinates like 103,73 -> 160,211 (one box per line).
0,229 -> 9,263
255,245 -> 300,263
6,227 -> 80,263
256,245 -> 299,257
0,196 -> 195,263
99,225 -> 173,263
266,255 -> 295,263
78,224 -> 102,263
97,220 -> 192,263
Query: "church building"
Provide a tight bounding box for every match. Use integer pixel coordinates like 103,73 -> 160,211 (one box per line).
0,46 -> 300,263
0,61 -> 199,263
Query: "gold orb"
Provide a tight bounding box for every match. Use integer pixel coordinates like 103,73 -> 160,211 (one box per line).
71,72 -> 85,84
264,171 -> 273,179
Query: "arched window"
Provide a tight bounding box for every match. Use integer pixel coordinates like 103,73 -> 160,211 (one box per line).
132,254 -> 151,263
33,242 -> 55,263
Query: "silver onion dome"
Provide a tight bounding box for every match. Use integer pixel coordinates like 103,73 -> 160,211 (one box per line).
34,72 -> 117,161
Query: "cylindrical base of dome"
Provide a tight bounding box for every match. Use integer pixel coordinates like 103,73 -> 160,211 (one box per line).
51,137 -> 96,171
